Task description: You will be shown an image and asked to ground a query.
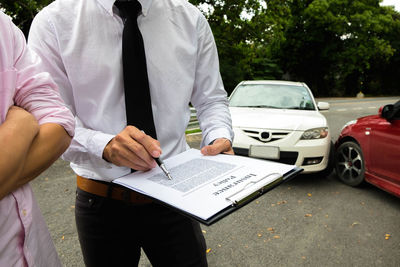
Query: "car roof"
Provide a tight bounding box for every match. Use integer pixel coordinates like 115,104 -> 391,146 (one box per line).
239,80 -> 306,87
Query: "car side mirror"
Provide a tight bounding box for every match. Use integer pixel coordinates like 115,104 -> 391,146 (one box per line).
380,104 -> 394,121
317,102 -> 330,110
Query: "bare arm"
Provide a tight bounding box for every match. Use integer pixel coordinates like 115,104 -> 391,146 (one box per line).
18,122 -> 72,187
0,107 -> 72,200
0,106 -> 39,199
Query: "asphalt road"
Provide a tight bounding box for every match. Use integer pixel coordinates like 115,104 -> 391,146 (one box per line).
31,97 -> 400,267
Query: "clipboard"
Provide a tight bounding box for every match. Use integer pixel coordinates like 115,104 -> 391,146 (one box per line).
114,149 -> 303,226
145,167 -> 303,226
201,166 -> 302,225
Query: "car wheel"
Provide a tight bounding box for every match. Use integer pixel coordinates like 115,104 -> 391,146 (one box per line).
335,141 -> 365,186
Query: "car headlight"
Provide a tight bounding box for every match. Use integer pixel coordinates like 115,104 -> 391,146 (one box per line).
301,127 -> 329,139
340,120 -> 357,132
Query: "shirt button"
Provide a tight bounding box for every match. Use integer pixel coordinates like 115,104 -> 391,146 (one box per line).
22,209 -> 27,216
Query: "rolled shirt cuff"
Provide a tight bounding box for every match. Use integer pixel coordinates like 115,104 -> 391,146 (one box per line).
201,127 -> 233,148
88,131 -> 115,161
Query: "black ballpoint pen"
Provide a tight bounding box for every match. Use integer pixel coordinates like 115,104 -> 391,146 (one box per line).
155,158 -> 173,180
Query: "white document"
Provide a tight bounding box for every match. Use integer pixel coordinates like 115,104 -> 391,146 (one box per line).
114,149 -> 297,222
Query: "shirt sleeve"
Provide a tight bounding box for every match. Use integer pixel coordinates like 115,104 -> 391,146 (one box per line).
28,10 -> 114,167
10,17 -> 75,137
190,14 -> 234,147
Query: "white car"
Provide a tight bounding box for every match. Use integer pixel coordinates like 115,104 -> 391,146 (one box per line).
229,80 -> 332,174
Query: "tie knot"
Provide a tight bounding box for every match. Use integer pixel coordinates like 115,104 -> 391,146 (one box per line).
115,0 -> 142,19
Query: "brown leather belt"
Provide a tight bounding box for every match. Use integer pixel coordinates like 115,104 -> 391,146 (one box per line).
77,175 -> 152,204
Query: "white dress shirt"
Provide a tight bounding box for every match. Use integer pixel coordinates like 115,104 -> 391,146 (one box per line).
29,0 -> 233,182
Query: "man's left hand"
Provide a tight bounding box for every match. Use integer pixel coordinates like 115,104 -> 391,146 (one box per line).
200,138 -> 234,156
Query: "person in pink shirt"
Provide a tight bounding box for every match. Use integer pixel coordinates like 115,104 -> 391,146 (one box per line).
0,11 -> 75,266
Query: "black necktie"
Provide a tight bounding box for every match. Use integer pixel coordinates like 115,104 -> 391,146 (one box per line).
115,0 -> 157,139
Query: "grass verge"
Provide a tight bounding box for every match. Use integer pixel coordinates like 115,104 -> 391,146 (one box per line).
185,128 -> 202,135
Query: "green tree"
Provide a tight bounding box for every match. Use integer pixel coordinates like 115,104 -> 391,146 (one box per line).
190,0 -> 287,94
279,0 -> 397,96
364,7 -> 400,95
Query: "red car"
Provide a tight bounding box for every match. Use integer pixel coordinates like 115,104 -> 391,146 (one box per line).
334,100 -> 400,197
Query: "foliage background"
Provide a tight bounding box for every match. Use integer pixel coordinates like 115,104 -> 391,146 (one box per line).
1,0 -> 399,96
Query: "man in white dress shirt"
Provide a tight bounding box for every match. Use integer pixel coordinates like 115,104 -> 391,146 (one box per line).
29,0 -> 233,266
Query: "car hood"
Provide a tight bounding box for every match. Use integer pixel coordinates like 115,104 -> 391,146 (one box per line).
229,107 -> 328,131
355,114 -> 382,126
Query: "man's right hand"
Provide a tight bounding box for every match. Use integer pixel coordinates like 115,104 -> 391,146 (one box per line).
102,126 -> 162,171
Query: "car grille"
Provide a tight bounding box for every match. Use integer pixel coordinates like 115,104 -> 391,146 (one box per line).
233,148 -> 298,165
242,129 -> 291,143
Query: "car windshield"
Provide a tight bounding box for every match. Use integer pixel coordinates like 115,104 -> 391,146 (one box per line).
229,83 -> 316,110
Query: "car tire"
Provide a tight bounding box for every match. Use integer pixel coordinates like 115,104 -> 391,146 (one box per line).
335,141 -> 365,186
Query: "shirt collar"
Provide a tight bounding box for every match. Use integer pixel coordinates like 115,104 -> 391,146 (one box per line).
97,0 -> 152,16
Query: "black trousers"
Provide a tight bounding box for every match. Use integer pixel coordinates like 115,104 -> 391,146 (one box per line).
75,188 -> 208,267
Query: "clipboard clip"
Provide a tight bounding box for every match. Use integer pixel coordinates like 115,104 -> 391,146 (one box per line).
225,173 -> 282,206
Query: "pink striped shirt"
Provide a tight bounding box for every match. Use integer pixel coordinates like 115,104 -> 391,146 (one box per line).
0,11 -> 74,266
